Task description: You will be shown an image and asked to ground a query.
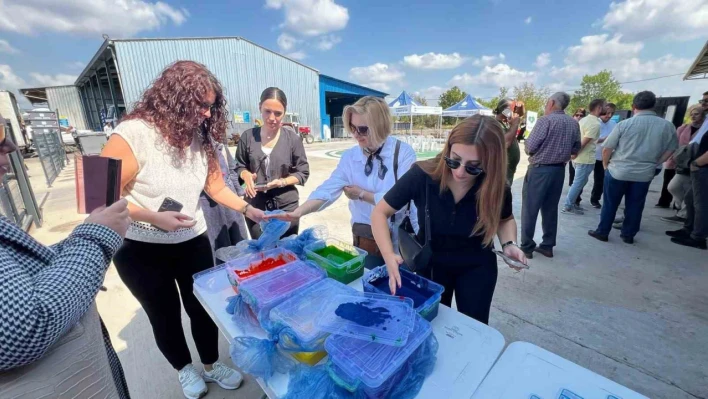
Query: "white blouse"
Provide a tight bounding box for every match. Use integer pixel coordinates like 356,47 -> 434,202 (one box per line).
309,136 -> 420,244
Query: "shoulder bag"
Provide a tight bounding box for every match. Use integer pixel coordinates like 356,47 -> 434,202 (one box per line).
394,141 -> 432,273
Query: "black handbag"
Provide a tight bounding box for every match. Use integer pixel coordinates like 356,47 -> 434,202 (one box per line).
392,140 -> 432,272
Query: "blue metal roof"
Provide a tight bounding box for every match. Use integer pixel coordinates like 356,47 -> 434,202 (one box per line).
388,91 -> 419,107
319,75 -> 388,97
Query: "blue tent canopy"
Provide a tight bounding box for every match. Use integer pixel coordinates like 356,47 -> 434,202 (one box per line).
388,91 -> 420,107
442,94 -> 492,116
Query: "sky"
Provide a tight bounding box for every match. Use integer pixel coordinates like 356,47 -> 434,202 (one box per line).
0,0 -> 706,109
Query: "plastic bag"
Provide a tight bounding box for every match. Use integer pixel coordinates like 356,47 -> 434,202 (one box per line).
282,365 -> 358,399
225,295 -> 259,327
277,225 -> 328,258
229,336 -> 295,381
215,211 -> 291,262
385,333 -> 439,399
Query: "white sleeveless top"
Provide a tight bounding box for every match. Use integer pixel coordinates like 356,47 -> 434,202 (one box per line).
113,119 -> 208,244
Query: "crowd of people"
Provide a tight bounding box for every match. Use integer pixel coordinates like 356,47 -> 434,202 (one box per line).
1,59 -> 707,399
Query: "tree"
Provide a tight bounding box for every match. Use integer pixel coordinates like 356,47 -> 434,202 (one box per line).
476,86 -> 509,111
438,86 -> 466,125
568,70 -> 633,113
413,95 -> 438,129
512,82 -> 550,115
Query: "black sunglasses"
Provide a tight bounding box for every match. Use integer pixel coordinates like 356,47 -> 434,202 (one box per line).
700,99 -> 708,105
350,124 -> 369,136
444,156 -> 484,176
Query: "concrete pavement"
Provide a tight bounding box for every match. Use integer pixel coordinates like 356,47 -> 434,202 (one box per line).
26,141 -> 708,399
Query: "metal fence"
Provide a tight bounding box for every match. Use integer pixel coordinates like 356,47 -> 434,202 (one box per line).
26,110 -> 67,186
0,119 -> 42,229
332,116 -> 350,139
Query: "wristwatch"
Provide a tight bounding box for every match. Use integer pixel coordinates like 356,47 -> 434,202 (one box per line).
501,241 -> 518,250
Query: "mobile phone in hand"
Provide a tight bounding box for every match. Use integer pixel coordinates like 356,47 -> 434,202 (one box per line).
494,250 -> 529,269
254,183 -> 268,191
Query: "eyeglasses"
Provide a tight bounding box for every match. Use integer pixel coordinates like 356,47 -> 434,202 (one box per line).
350,124 -> 369,136
444,156 -> 484,176
574,114 -> 584,118
200,101 -> 216,113
700,99 -> 708,105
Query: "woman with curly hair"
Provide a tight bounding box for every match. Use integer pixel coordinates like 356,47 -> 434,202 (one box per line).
102,61 -> 264,399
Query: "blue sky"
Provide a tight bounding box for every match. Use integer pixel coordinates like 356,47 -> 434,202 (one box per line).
0,0 -> 705,108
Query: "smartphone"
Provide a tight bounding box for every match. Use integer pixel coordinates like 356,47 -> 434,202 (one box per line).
158,197 -> 183,213
494,250 -> 529,269
502,108 -> 513,119
254,183 -> 268,191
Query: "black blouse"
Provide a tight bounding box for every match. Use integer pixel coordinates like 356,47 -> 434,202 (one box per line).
384,164 -> 513,265
234,126 -> 310,209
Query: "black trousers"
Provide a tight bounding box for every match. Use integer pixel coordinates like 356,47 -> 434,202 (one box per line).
657,169 -> 675,207
590,160 -> 605,204
521,164 -> 565,252
113,234 -> 219,370
420,254 -> 498,325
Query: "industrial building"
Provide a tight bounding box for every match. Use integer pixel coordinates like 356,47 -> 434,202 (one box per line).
21,37 -> 386,140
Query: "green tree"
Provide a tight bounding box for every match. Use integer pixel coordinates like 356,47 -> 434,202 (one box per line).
438,86 -> 466,125
413,95 -> 438,129
476,86 -> 509,111
512,82 -> 551,115
568,70 -> 634,113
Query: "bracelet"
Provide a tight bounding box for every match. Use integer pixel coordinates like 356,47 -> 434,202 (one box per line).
501,241 -> 517,250
241,203 -> 251,214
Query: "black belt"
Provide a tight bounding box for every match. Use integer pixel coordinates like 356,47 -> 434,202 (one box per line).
532,162 -> 565,167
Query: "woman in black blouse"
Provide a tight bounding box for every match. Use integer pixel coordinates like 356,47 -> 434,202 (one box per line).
235,87 -> 310,238
371,115 -> 527,324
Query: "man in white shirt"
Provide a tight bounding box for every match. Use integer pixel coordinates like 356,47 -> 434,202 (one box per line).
590,103 -> 617,208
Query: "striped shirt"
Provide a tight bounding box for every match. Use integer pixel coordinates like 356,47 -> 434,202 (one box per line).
525,110 -> 581,165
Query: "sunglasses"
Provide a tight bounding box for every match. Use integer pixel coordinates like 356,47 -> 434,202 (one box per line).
700,100 -> 708,105
444,156 -> 484,176
350,124 -> 369,136
574,114 -> 584,118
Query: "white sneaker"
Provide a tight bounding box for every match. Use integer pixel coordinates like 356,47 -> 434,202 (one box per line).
178,364 -> 208,399
202,362 -> 243,390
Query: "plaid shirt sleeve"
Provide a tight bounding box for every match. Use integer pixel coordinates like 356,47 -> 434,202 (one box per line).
0,223 -> 122,370
525,116 -> 550,155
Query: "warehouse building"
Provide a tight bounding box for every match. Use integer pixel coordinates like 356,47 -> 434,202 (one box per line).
24,37 -> 385,140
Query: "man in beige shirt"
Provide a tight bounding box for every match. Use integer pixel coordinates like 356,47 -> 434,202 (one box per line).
562,99 -> 605,215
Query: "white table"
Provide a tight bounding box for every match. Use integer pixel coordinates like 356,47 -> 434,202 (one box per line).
193,267 -> 506,398
471,341 -> 649,399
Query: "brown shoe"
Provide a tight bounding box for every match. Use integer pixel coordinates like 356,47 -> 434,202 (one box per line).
533,247 -> 553,258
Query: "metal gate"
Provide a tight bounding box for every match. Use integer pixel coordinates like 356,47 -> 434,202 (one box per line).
0,119 -> 42,229
332,116 -> 350,138
26,110 -> 67,186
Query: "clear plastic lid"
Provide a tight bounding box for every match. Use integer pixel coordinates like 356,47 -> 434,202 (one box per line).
326,314 -> 432,390
238,260 -> 326,313
314,292 -> 416,347
269,278 -> 357,351
225,247 -> 298,286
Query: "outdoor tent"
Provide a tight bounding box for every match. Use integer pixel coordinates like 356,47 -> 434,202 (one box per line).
388,91 -> 443,133
442,94 -> 492,117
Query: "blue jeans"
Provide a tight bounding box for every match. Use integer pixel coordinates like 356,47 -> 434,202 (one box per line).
595,171 -> 651,238
564,162 -> 594,208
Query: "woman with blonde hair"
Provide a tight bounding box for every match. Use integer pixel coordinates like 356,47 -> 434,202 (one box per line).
370,115 -> 527,324
272,96 -> 417,268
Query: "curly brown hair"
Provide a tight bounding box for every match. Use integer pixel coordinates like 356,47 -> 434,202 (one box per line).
122,60 -> 228,171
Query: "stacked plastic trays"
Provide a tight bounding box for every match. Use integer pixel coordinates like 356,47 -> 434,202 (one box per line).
269,278 -> 357,365
304,238 -> 368,284
362,266 -> 445,321
225,248 -> 299,294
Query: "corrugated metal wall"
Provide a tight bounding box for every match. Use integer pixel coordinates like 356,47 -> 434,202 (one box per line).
46,86 -> 89,130
0,91 -> 27,147
113,38 -> 321,135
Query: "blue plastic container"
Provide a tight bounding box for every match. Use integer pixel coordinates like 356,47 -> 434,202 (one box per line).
362,266 -> 445,321
325,314 -> 433,398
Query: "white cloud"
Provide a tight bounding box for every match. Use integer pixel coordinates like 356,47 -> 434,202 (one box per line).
286,51 -> 307,61
525,16 -> 532,24
277,33 -> 299,51
28,73 -> 78,87
0,0 -> 188,37
315,35 -> 341,51
349,63 -> 404,92
534,52 -> 551,68
448,63 -> 536,89
0,64 -> 26,90
0,39 -> 19,54
472,53 -> 505,67
266,0 -> 349,37
403,52 -> 467,70
565,34 -> 642,65
602,0 -> 708,41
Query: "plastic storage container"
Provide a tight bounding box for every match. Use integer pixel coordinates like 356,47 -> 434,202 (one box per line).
304,238 -> 367,284
325,314 -> 433,397
315,291 -> 416,347
239,260 -> 326,329
225,248 -> 299,293
270,278 -> 357,364
192,265 -> 231,294
363,266 -> 445,321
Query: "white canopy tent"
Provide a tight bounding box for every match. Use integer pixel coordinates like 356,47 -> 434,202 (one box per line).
388,91 -> 443,133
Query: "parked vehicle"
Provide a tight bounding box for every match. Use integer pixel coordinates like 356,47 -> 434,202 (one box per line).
282,113 -> 315,144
